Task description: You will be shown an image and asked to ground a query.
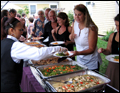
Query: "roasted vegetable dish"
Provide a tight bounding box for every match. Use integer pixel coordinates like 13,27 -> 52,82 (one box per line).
40,65 -> 83,76
31,57 -> 69,66
52,75 -> 104,92
31,44 -> 44,48
25,42 -> 39,45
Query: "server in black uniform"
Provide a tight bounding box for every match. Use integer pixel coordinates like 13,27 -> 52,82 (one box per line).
1,17 -> 67,92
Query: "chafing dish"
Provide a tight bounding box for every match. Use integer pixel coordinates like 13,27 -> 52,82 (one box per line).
36,61 -> 88,79
45,70 -> 110,92
24,41 -> 46,47
30,43 -> 46,48
28,57 -> 72,67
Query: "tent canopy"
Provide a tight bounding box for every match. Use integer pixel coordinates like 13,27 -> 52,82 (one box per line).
1,1 -> 22,10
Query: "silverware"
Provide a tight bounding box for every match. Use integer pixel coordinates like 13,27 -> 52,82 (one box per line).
27,63 -> 37,68
45,79 -> 72,84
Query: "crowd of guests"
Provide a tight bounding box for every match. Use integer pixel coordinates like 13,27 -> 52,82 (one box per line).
1,4 -> 119,92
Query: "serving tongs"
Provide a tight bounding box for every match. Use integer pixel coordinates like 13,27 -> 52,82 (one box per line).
27,63 -> 38,68
43,78 -> 72,84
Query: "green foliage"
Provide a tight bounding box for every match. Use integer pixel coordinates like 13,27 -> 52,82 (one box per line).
23,5 -> 29,15
97,38 -> 108,74
102,29 -> 114,41
17,5 -> 29,16
67,10 -> 74,26
17,9 -> 24,16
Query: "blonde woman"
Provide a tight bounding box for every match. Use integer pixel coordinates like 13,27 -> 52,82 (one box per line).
69,4 -> 102,71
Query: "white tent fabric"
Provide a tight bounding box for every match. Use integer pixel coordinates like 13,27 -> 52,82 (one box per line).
2,2 -> 22,10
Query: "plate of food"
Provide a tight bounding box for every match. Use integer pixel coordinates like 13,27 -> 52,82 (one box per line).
50,41 -> 65,45
105,54 -> 119,63
32,37 -> 44,40
53,51 -> 73,57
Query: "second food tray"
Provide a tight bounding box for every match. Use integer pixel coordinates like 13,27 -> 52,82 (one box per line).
36,61 -> 88,79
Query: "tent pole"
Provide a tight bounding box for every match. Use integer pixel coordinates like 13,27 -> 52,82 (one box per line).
1,1 -> 9,10
116,1 -> 119,6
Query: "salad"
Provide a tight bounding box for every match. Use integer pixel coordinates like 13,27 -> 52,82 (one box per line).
40,65 -> 83,76
56,52 -> 69,57
113,56 -> 119,62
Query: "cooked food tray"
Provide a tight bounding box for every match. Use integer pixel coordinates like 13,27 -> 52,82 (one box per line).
36,61 -> 88,79
30,44 -> 46,48
24,41 -> 46,48
24,41 -> 40,45
28,57 -> 72,66
45,70 -> 110,92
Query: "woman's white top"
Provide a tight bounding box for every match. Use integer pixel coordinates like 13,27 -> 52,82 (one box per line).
74,21 -> 102,70
7,35 -> 61,64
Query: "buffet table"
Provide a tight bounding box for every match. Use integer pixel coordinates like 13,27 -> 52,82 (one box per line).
20,66 -> 119,92
20,66 -> 46,92
19,41 -> 119,92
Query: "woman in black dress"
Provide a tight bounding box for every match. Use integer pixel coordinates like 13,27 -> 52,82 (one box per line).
52,12 -> 75,51
98,14 -> 119,90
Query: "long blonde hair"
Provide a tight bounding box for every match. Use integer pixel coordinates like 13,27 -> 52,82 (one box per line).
74,4 -> 98,32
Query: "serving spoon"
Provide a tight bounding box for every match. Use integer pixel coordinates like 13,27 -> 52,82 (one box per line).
45,79 -> 73,84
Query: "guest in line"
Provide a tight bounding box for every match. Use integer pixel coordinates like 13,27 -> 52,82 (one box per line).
41,10 -> 59,46
69,4 -> 102,71
98,14 -> 119,90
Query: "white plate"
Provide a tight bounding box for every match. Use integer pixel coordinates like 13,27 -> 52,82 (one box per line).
50,41 -> 65,45
53,51 -> 73,58
105,54 -> 119,63
32,37 -> 44,40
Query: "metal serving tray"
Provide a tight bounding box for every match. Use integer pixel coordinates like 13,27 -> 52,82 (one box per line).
36,61 -> 88,79
24,41 -> 47,47
30,43 -> 46,48
28,57 -> 72,67
45,70 -> 111,92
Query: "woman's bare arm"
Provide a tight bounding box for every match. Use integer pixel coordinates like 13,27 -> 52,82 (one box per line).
98,33 -> 113,55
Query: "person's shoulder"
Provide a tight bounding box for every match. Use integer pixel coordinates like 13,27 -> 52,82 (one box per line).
36,18 -> 40,21
109,32 -> 114,38
89,24 -> 98,32
45,21 -> 51,26
34,19 -> 38,23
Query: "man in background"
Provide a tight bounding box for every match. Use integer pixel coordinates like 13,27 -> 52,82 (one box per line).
41,10 -> 58,46
22,13 -> 28,27
15,13 -> 21,21
44,8 -> 51,25
9,9 -> 17,18
32,10 -> 45,37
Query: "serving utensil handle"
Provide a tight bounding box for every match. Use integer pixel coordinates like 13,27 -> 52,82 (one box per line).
93,70 -> 108,78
